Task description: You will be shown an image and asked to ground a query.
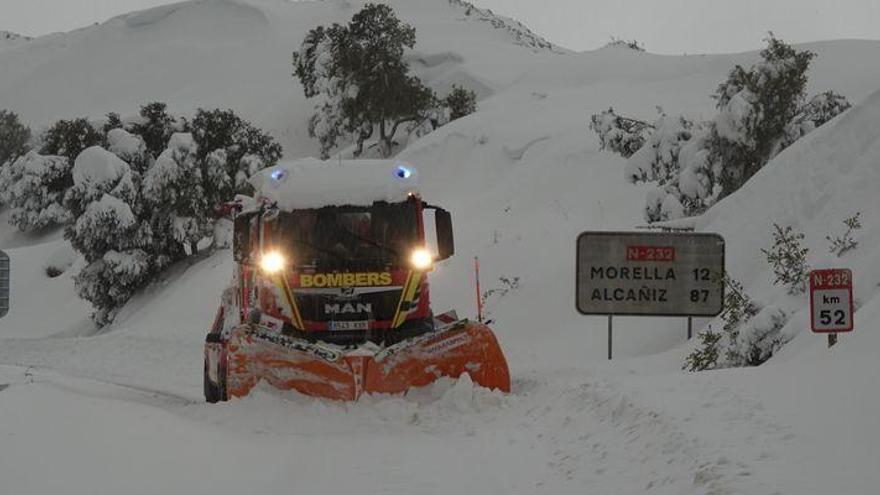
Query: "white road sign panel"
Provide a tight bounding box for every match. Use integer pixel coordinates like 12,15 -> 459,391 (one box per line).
576,232 -> 725,316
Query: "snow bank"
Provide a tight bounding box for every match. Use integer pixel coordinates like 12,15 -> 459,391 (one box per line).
252,158 -> 420,210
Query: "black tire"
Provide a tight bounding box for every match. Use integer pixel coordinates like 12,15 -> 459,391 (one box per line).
204,355 -> 226,403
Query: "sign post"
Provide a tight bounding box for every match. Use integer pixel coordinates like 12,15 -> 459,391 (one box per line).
809,268 -> 853,347
576,232 -> 725,359
0,250 -> 9,319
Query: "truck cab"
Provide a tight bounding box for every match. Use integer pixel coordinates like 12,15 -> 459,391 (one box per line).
231,162 -> 454,346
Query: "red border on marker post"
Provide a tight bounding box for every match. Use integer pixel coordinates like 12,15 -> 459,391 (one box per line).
809,268 -> 854,333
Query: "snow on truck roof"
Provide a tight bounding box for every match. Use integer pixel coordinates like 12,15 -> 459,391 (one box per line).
251,158 -> 420,210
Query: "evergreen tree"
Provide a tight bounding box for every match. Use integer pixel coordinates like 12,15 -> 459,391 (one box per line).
64,146 -> 151,326
0,109 -> 31,166
142,133 -> 207,257
40,118 -> 104,168
102,112 -> 124,134
709,35 -> 815,195
1,152 -> 72,230
589,108 -> 653,158
190,108 -> 282,205
130,102 -> 177,159
106,128 -> 150,175
293,3 -> 436,157
445,85 -> 478,121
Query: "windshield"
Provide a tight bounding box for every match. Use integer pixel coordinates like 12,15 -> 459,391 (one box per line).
267,201 -> 419,268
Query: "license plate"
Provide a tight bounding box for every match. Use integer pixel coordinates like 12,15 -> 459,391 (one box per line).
329,320 -> 370,331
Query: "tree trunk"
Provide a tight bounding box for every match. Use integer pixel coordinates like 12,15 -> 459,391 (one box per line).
379,120 -> 391,157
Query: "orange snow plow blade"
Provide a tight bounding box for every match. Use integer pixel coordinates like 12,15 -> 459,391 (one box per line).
223,320 -> 510,401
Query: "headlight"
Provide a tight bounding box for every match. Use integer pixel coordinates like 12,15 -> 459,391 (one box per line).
259,251 -> 286,274
410,248 -> 433,270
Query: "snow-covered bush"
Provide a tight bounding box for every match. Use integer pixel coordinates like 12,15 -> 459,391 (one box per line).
64,146 -> 150,326
23,103 -> 282,325
1,152 -> 73,231
0,118 -> 108,231
0,109 -> 31,167
64,146 -> 139,236
625,114 -> 693,185
75,248 -> 153,326
761,223 -> 810,295
606,37 -> 645,51
592,35 -> 849,224
589,108 -> 653,158
190,108 -> 282,204
643,185 -> 685,223
143,133 -> 207,257
683,326 -> 722,372
44,244 -> 77,278
39,118 -> 104,166
684,276 -> 788,371
780,91 -> 852,150
106,128 -> 150,174
102,112 -> 124,134
445,85 -> 478,121
798,91 -> 852,128
130,102 -> 178,159
826,212 -> 861,257
708,35 -> 815,195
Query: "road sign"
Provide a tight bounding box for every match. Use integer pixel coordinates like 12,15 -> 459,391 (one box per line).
809,268 -> 853,333
0,249 -> 8,318
576,231 -> 725,317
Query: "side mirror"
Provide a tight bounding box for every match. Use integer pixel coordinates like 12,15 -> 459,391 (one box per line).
435,208 -> 454,260
233,213 -> 254,262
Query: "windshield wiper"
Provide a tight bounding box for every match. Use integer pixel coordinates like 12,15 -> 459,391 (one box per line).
337,227 -> 401,258
289,238 -> 349,263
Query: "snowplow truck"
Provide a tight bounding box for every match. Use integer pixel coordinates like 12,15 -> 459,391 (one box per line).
204,159 -> 510,402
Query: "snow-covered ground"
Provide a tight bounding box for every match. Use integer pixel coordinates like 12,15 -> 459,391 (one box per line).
1,0 -> 880,493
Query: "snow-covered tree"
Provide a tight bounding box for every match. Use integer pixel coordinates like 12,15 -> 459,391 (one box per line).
593,35 -> 848,223
589,108 -> 653,158
780,91 -> 852,150
64,146 -> 141,256
75,248 -> 153,326
708,35 -> 815,194
143,133 -> 207,258
40,118 -> 104,167
0,109 -> 31,167
625,114 -> 693,185
106,128 -> 150,174
64,146 -> 152,326
1,152 -> 73,230
0,118 -> 103,230
130,102 -> 178,159
53,105 -> 281,325
102,112 -> 124,134
445,85 -> 478,121
293,3 -> 437,157
190,108 -> 281,205
606,37 -> 645,51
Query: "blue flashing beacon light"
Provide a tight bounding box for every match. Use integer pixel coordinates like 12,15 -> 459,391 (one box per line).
394,164 -> 413,180
270,168 -> 287,182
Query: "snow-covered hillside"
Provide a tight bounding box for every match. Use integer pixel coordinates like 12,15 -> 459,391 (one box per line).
2,1 -> 880,493
0,30 -> 31,50
0,0 -> 563,156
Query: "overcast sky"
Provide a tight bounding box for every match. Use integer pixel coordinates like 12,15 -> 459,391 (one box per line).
1,0 -> 878,54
